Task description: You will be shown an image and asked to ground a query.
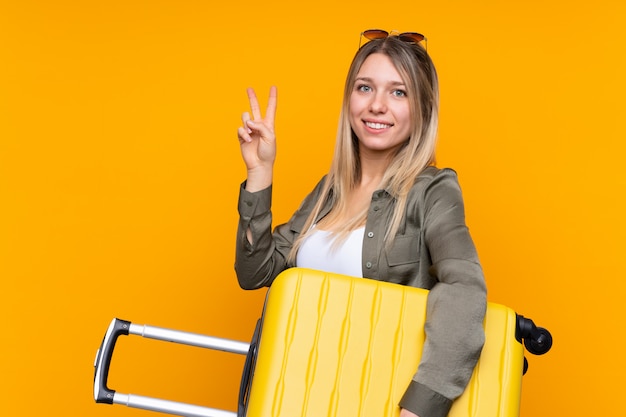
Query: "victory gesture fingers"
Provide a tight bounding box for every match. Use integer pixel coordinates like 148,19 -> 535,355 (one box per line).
237,86 -> 277,192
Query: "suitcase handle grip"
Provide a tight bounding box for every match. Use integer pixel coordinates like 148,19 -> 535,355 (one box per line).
93,318 -> 131,404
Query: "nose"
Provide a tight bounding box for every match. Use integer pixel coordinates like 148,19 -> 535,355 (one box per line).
369,92 -> 387,114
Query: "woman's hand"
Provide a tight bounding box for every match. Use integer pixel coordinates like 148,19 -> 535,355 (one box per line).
399,409 -> 419,417
237,86 -> 277,192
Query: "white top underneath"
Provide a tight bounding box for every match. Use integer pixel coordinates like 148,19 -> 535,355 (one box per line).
296,226 -> 365,278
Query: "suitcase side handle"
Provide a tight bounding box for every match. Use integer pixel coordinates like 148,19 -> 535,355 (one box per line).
93,318 -> 131,404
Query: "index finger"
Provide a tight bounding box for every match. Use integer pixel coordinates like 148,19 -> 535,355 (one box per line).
265,86 -> 278,128
246,87 -> 262,121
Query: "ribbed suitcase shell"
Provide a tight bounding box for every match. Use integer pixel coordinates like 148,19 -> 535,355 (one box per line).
245,268 -> 524,417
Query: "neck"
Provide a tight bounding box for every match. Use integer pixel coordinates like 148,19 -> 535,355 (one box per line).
358,149 -> 394,189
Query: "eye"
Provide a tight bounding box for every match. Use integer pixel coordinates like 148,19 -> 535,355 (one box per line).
392,89 -> 407,97
356,84 -> 372,93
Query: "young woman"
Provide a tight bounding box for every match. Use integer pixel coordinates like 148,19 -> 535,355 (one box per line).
235,30 -> 486,417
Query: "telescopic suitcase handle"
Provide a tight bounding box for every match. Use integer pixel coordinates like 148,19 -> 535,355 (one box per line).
94,318 -> 247,417
93,318 -> 131,404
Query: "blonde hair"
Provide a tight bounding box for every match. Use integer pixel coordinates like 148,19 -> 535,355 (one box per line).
288,37 -> 439,263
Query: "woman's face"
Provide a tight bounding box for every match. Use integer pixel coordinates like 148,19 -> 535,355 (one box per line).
349,53 -> 412,157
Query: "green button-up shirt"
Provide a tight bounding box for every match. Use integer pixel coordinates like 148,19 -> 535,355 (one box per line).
235,166 -> 486,417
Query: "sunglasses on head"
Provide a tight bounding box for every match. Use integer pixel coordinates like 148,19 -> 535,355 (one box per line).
359,29 -> 428,50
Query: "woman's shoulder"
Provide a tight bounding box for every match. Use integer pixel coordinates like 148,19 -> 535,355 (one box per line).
414,166 -> 460,190
404,167 -> 466,222
409,166 -> 464,202
417,165 -> 458,181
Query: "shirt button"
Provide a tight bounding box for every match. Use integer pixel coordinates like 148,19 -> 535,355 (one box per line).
367,232 -> 374,238
245,201 -> 253,207
365,262 -> 372,269
373,206 -> 380,211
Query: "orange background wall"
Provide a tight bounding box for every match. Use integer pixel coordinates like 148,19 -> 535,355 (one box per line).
1,1 -> 625,416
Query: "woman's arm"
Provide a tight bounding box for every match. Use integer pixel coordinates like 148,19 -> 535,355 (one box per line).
400,169 -> 487,417
234,87 -> 286,289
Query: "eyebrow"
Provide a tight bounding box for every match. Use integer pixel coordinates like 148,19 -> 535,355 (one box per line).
355,76 -> 406,86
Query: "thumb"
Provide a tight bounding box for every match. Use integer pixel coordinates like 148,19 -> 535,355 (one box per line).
247,120 -> 274,139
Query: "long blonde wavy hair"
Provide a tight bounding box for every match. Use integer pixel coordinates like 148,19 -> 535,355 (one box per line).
288,36 -> 439,263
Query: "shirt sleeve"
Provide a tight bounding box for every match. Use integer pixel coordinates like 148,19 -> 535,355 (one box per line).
234,178 -> 327,289
235,182 -> 286,289
400,169 -> 487,417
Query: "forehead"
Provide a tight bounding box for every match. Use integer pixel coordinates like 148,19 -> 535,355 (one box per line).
356,53 -> 404,83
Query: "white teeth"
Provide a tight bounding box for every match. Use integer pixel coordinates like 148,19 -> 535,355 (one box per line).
366,122 -> 391,129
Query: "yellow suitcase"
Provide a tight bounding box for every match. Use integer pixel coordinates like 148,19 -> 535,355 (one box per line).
94,268 -> 552,417
247,268 -> 523,417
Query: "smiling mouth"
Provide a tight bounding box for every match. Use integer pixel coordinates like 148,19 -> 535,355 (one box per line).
365,121 -> 393,130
